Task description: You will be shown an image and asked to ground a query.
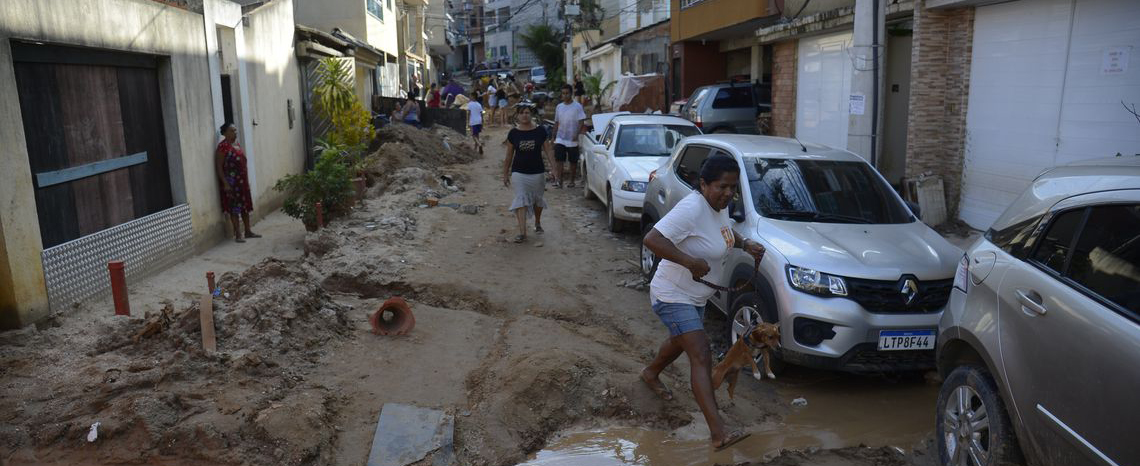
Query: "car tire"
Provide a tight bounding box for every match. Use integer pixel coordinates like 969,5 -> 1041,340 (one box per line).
729,291 -> 786,376
640,221 -> 660,280
936,365 -> 1025,466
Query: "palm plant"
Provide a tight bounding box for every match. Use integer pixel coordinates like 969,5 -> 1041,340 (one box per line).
314,57 -> 355,120
518,24 -> 565,79
582,72 -> 616,111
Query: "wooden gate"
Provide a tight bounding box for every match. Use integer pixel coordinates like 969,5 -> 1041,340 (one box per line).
12,42 -> 174,248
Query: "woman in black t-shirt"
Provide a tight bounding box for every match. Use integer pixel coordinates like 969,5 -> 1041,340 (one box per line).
503,102 -> 554,243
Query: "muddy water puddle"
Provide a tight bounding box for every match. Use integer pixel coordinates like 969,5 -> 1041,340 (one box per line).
521,370 -> 937,465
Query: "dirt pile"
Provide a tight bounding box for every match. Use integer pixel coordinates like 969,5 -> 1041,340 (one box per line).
0,258 -> 352,465
373,123 -> 480,169
458,349 -> 690,465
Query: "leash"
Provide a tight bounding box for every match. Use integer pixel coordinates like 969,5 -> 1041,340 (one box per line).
695,253 -> 763,293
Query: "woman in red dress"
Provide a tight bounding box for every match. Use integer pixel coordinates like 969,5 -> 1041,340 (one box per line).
215,123 -> 260,242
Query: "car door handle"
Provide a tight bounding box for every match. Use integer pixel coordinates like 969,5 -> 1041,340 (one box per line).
1015,289 -> 1047,316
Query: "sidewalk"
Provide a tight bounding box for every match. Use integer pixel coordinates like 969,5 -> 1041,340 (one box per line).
87,209 -> 307,316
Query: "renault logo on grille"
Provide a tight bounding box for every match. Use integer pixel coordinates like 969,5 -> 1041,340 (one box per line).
900,278 -> 919,305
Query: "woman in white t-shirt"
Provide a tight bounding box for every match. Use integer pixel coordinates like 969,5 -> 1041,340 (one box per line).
641,154 -> 766,451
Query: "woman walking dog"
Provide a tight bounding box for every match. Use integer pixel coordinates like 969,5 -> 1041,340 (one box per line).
502,101 -> 555,243
640,154 -> 766,451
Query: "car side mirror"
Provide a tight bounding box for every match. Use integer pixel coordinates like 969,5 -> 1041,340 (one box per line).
729,199 -> 745,223
905,200 -> 922,220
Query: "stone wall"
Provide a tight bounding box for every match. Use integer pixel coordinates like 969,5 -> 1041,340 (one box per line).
770,40 -> 798,138
904,0 -> 974,216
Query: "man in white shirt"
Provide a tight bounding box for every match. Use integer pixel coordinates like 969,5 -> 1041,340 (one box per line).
552,84 -> 587,188
486,82 -> 499,127
466,91 -> 485,154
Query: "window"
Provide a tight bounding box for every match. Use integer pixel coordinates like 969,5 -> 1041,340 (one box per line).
367,0 -> 383,19
743,158 -> 913,224
386,0 -> 391,9
1030,208 -> 1086,274
711,86 -> 754,109
498,7 -> 510,27
500,46 -> 508,59
601,123 -> 616,148
614,124 -> 701,157
1066,204 -> 1140,314
987,214 -> 1044,258
675,145 -> 712,189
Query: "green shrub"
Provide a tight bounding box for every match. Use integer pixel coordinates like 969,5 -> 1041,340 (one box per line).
274,151 -> 354,227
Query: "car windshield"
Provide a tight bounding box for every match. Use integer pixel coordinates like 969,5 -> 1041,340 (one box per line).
745,158 -> 913,224
532,68 -> 545,77
614,124 -> 701,157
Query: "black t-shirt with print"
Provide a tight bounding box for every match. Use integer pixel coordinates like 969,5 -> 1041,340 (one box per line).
507,126 -> 548,175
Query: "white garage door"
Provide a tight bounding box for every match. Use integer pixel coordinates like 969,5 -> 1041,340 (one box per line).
960,0 -> 1140,229
796,31 -> 854,151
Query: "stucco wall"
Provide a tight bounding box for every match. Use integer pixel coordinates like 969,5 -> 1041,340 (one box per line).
242,0 -> 307,214
0,0 -> 215,327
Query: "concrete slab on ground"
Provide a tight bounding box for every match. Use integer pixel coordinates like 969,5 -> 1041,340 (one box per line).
367,403 -> 455,466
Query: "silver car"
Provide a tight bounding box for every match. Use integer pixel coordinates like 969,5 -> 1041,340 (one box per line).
641,134 -> 961,372
681,82 -> 770,134
935,157 -> 1140,466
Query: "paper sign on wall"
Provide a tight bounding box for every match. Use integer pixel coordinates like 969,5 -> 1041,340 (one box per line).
849,93 -> 866,115
1102,46 -> 1130,75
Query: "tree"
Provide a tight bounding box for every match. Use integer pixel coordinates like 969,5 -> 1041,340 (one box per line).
518,24 -> 565,78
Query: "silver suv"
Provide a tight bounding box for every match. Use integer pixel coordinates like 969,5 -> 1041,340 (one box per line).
682,82 -> 771,134
935,157 -> 1140,466
641,135 -> 961,372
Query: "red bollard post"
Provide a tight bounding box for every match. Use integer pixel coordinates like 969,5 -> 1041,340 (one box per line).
108,261 -> 130,316
206,271 -> 216,295
315,202 -> 324,229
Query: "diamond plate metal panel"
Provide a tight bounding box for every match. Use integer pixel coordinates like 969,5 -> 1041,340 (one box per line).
41,204 -> 193,310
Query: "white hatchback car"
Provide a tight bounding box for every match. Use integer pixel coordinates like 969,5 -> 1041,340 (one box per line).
579,113 -> 701,231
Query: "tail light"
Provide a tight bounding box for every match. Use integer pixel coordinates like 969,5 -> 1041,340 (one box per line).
952,254 -> 969,292
648,169 -> 657,183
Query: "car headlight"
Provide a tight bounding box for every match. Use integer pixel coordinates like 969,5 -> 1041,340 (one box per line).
620,180 -> 648,193
787,265 -> 848,297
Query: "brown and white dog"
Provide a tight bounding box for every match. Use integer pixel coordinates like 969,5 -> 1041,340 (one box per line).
711,323 -> 781,400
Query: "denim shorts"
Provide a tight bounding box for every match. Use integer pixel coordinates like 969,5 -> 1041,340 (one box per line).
652,300 -> 706,337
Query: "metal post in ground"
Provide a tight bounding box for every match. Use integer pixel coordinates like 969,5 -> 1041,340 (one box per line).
108,261 -> 130,316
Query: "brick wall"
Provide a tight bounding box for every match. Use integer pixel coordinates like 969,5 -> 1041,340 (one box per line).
904,0 -> 974,216
770,40 -> 797,138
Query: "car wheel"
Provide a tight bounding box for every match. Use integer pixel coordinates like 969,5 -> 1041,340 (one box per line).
640,222 -> 660,280
936,365 -> 1024,466
729,292 -> 786,375
606,188 -> 621,233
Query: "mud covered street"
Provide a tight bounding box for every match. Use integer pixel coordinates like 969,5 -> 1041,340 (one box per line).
2,125 -> 940,466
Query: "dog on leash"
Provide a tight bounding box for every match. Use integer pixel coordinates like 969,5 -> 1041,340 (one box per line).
711,323 -> 781,400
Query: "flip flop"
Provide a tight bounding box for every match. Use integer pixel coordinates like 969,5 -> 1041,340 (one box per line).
713,431 -> 751,452
535,225 -> 544,234
513,234 -> 526,243
244,232 -> 262,238
640,374 -> 673,401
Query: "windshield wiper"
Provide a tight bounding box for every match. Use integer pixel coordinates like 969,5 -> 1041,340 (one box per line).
765,211 -> 873,224
617,151 -> 667,157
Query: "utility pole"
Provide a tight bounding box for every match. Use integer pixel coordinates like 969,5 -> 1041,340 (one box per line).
564,1 -> 579,83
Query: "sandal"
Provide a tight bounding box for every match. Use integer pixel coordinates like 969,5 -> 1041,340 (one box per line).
713,431 -> 751,452
513,234 -> 526,243
535,225 -> 544,234
235,237 -> 246,243
640,371 -> 673,401
244,232 -> 262,239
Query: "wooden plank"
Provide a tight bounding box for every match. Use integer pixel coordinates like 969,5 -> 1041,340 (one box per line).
199,293 -> 217,353
34,152 -> 147,187
13,61 -> 80,247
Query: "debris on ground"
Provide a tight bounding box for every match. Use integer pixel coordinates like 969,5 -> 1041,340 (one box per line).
718,445 -> 910,466
791,397 -> 808,407
366,403 -> 455,466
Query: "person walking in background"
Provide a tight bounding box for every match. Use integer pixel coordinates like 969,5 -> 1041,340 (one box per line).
486,79 -> 499,127
214,123 -> 260,243
640,154 -> 765,451
467,91 -> 485,155
495,82 -> 509,127
427,83 -> 441,108
502,101 -> 554,244
442,79 -> 464,107
552,84 -> 587,188
573,74 -> 586,106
